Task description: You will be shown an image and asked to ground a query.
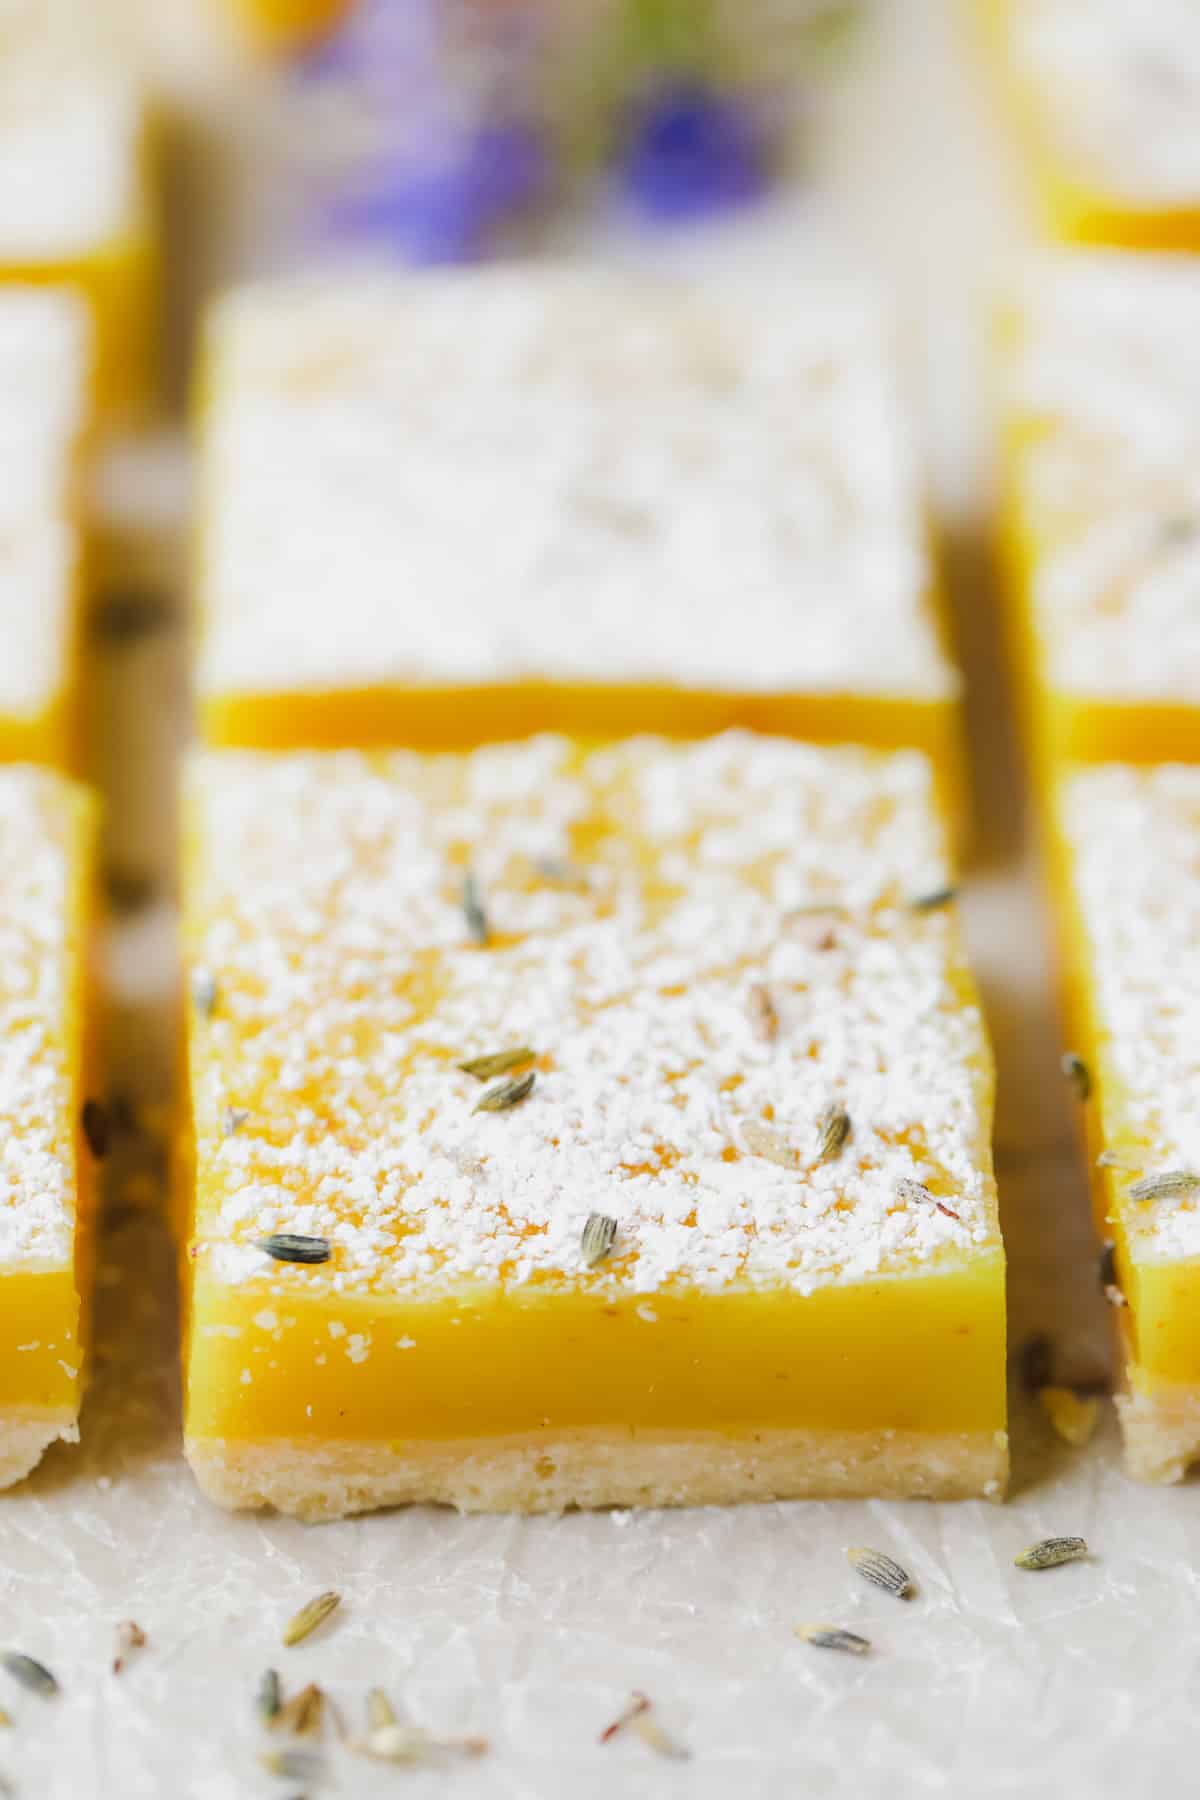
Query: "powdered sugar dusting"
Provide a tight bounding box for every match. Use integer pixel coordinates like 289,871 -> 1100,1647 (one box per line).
184,736 -> 998,1303
1061,763 -> 1200,1262
1010,0 -> 1200,204
0,288 -> 89,717
1010,254 -> 1200,704
0,767 -> 82,1270
198,270 -> 954,704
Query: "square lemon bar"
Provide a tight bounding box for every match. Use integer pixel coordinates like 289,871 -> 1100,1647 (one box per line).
0,288 -> 90,769
0,16 -> 157,426
0,767 -> 97,1488
195,271 -> 964,821
999,255 -> 1200,786
180,734 -> 1006,1519
1051,763 -> 1200,1482
984,1 -> 1200,247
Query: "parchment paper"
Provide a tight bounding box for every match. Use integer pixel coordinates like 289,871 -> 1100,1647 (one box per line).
0,5 -> 1176,1795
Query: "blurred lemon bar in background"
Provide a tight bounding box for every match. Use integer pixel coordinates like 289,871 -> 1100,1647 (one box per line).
999,255 -> 1200,786
219,0 -> 349,55
1051,763 -> 1200,1482
0,289 -> 90,769
180,733 -> 1006,1520
195,271 -> 966,827
983,1 -> 1200,248
0,768 -> 97,1489
0,11 -> 157,425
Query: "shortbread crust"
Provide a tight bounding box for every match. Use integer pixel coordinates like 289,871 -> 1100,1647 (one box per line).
188,1426 -> 1009,1523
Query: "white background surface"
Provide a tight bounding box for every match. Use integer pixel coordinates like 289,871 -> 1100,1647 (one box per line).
4,4 -> 1174,1795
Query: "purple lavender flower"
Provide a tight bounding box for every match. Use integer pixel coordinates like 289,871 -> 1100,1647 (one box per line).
468,117 -> 553,222
617,79 -> 771,222
328,116 -> 552,264
293,0 -> 435,93
290,0 -> 553,264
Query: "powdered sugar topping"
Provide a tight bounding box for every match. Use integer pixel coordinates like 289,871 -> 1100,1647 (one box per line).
185,736 -> 998,1302
199,270 -> 953,704
1010,255 -> 1200,704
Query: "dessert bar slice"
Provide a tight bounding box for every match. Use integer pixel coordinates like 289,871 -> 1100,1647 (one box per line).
999,254 -> 1200,784
0,17 -> 157,424
0,767 -> 97,1487
1051,762 -> 1200,1482
0,288 -> 90,768
180,733 -> 1005,1519
195,270 -> 964,822
984,1 -> 1200,248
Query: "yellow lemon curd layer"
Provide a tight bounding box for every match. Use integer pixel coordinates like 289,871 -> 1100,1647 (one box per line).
180,735 -> 1005,1506
983,1 -> 1200,248
0,289 -> 90,772
0,688 -> 78,774
1049,764 -> 1200,1475
200,684 -> 967,845
193,270 -> 964,820
185,1268 -> 1003,1445
0,767 -> 97,1478
998,255 -> 1200,787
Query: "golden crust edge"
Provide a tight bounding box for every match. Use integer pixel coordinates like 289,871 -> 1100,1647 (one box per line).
186,1425 -> 1010,1522
1115,1386 -> 1200,1485
0,1411 -> 79,1491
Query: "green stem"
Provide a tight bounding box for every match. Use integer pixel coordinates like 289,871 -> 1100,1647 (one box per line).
620,0 -> 719,75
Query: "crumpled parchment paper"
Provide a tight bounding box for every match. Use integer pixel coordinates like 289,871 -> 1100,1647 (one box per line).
1,4 -> 1183,1795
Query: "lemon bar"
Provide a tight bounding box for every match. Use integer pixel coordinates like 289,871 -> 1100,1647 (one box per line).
0,288 -> 90,769
180,734 -> 1006,1519
999,255 -> 1200,786
220,0 -> 348,53
0,767 -> 97,1488
195,271 -> 964,820
1050,762 -> 1200,1481
0,21 -> 157,425
985,1 -> 1200,247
